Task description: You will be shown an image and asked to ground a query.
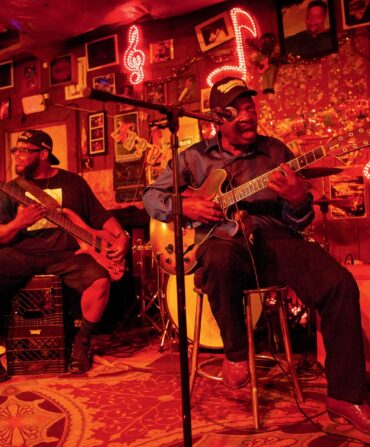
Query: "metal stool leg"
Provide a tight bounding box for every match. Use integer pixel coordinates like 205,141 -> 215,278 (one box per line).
277,287 -> 304,403
246,291 -> 260,430
189,288 -> 204,397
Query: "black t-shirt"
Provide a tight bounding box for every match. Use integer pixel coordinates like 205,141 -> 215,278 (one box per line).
0,169 -> 112,254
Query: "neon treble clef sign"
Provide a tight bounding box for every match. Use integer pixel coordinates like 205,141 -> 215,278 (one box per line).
207,8 -> 259,87
123,25 -> 145,85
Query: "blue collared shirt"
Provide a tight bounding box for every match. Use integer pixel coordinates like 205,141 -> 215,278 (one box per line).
143,134 -> 314,231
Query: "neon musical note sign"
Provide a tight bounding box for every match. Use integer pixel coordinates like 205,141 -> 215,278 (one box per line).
207,8 -> 259,87
123,25 -> 145,85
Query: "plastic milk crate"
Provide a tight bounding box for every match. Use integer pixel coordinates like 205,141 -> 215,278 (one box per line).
4,275 -> 67,376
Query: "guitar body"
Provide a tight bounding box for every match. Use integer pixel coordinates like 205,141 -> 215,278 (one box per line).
62,208 -> 125,281
150,169 -> 239,275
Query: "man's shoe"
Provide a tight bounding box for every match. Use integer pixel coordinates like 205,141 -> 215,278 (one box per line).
0,362 -> 9,382
69,340 -> 92,374
327,396 -> 370,435
221,358 -> 249,389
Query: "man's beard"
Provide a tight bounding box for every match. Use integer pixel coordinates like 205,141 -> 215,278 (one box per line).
15,158 -> 40,178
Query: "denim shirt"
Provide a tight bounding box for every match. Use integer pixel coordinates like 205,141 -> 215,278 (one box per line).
143,134 -> 314,231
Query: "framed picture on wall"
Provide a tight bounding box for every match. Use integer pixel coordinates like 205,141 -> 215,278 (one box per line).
150,39 -> 174,63
93,73 -> 116,93
112,112 -> 140,161
88,112 -> 106,155
144,82 -> 166,104
341,0 -> 370,29
277,0 -> 338,59
329,165 -> 367,218
65,56 -> 87,100
195,12 -> 234,52
86,35 -> 118,71
200,87 -> 211,112
177,73 -> 198,103
0,98 -> 10,120
21,60 -> 40,93
50,54 -> 76,86
0,60 -> 14,90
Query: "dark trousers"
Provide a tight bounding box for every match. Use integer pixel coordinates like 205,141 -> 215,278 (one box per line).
195,226 -> 367,403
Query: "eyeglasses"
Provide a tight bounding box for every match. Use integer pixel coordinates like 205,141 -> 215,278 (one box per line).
10,147 -> 43,155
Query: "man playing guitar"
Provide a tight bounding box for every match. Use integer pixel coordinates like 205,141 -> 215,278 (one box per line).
0,129 -> 130,378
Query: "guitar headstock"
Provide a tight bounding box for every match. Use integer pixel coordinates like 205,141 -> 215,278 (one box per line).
326,123 -> 370,157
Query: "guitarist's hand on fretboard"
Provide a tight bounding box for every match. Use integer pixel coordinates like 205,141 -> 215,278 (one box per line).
15,203 -> 47,230
182,197 -> 223,224
267,163 -> 308,208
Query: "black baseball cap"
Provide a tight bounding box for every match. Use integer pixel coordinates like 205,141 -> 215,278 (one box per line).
17,129 -> 60,165
210,77 -> 257,110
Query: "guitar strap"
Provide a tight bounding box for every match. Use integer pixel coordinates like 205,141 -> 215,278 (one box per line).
14,176 -> 61,211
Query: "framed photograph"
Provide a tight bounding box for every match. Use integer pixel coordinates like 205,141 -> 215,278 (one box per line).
88,112 -> 106,155
86,35 -> 118,71
65,56 -> 87,100
200,87 -> 211,112
329,165 -> 367,219
341,0 -> 370,29
50,54 -> 76,86
144,82 -> 166,104
277,0 -> 338,59
0,60 -> 14,90
177,73 -> 198,103
0,98 -> 10,120
195,12 -> 234,52
150,39 -> 174,63
112,112 -> 140,161
21,60 -> 40,93
93,73 -> 116,94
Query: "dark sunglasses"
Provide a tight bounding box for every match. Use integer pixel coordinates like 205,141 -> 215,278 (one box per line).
10,147 -> 44,154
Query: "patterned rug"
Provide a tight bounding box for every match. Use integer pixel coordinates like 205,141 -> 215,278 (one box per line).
0,332 -> 369,447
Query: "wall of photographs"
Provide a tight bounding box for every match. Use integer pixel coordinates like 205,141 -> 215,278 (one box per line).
0,0 -> 370,262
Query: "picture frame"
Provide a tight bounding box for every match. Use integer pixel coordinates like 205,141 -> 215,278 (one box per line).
88,112 -> 106,155
0,97 -> 10,120
112,112 -> 140,161
144,82 -> 166,104
277,0 -> 338,59
86,35 -> 118,71
93,73 -> 116,94
0,60 -> 14,90
50,54 -> 76,86
195,12 -> 234,52
329,165 -> 367,219
177,73 -> 198,104
341,0 -> 370,29
65,56 -> 87,100
20,60 -> 40,93
200,87 -> 211,112
149,39 -> 174,63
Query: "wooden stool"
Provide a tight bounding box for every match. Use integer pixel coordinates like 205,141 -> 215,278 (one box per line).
190,285 -> 304,430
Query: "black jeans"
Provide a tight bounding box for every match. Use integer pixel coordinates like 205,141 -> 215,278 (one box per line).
195,226 -> 367,403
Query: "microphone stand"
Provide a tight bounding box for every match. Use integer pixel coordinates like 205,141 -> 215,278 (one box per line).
84,88 -> 217,447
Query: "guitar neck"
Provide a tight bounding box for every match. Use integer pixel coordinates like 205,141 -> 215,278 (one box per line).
219,145 -> 326,209
0,182 -> 96,248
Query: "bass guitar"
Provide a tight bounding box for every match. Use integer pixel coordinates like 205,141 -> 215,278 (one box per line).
0,182 -> 125,281
150,125 -> 370,275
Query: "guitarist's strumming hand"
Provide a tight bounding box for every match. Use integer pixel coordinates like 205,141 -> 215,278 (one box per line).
182,197 -> 223,224
106,231 -> 130,263
267,163 -> 308,208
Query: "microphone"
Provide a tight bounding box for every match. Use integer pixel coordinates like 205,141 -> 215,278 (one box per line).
213,106 -> 237,121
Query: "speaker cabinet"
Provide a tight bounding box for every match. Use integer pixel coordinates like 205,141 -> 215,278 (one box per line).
316,264 -> 370,371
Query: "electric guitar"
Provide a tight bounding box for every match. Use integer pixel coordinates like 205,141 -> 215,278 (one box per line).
0,182 -> 125,281
150,125 -> 370,275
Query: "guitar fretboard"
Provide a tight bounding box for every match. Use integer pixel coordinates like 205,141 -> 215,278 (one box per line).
0,182 -> 105,254
219,146 -> 326,209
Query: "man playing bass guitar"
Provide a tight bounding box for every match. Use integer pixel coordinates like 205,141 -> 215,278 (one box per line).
143,77 -> 370,435
0,129 -> 130,379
